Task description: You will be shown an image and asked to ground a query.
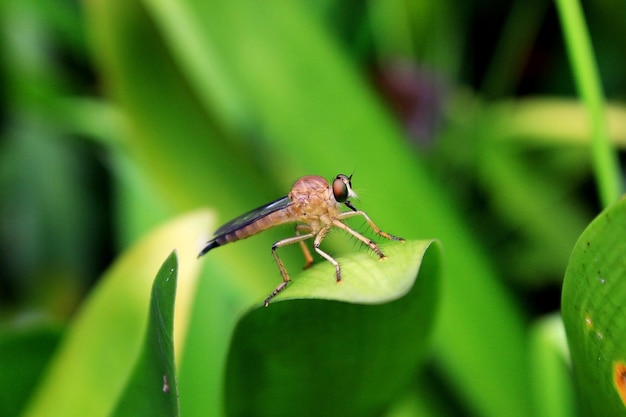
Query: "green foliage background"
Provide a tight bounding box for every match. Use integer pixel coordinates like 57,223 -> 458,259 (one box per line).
1,0 -> 625,416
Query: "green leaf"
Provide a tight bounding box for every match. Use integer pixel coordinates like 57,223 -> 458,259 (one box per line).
225,240 -> 440,417
112,251 -> 180,416
562,196 -> 626,415
21,210 -> 212,417
271,240 -> 435,305
0,324 -> 61,417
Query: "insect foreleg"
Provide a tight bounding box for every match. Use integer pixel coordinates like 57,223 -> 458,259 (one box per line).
331,219 -> 386,259
336,210 -> 405,242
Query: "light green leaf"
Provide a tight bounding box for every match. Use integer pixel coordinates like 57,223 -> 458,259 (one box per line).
272,240 -> 434,304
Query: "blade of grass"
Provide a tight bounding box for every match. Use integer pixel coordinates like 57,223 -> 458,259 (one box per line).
555,0 -> 623,207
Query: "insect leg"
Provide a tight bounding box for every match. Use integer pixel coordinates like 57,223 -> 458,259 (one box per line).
312,225 -> 342,282
331,218 -> 387,260
336,210 -> 405,242
295,224 -> 314,269
265,232 -> 315,307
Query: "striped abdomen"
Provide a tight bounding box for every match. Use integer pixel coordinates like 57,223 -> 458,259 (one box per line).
198,202 -> 295,256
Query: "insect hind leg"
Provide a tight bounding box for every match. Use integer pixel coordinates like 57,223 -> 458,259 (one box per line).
295,224 -> 314,269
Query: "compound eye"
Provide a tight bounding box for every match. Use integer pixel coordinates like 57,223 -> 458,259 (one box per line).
332,176 -> 349,202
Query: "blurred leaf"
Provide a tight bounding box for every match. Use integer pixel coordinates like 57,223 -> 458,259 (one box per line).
478,143 -> 590,284
481,0 -> 549,98
112,251 -> 179,417
367,0 -> 462,73
225,240 -> 440,417
177,259 -> 259,417
21,211 -> 212,417
0,324 -> 61,417
0,124 -> 108,316
487,98 -> 626,148
562,196 -> 626,415
439,96 -> 602,286
528,314 -> 576,417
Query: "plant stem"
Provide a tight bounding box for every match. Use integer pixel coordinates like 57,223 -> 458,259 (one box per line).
555,0 -> 623,208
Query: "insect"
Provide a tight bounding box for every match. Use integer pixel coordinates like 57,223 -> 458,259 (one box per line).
198,174 -> 404,306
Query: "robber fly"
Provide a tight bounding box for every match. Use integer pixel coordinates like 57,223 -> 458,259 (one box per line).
198,174 -> 404,306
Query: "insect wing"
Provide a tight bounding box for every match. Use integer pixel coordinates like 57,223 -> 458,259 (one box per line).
213,196 -> 292,237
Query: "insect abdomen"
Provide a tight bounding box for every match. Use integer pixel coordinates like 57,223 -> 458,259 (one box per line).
199,209 -> 294,256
